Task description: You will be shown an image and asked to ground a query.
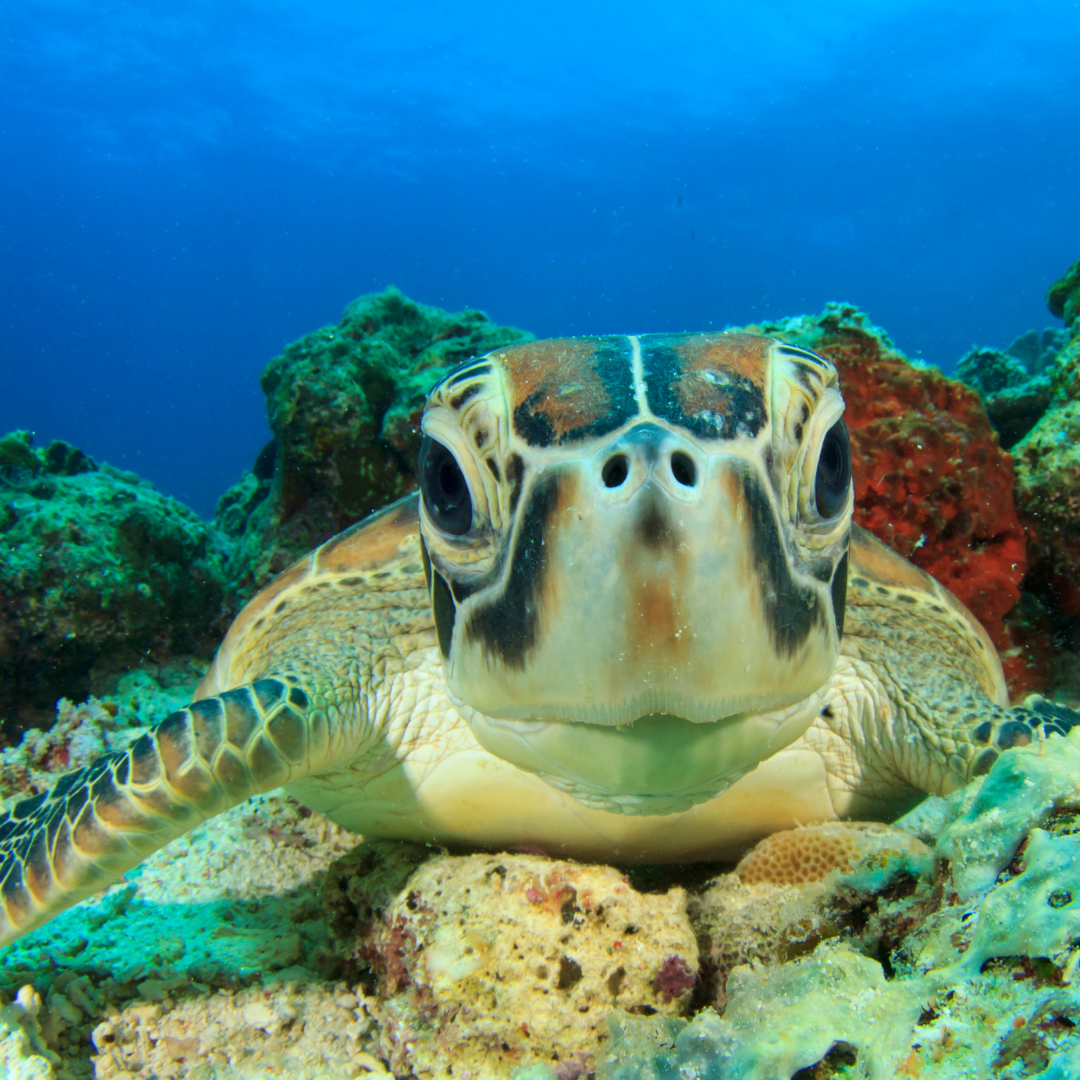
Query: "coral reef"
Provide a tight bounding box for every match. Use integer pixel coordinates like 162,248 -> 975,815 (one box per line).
0,432 -> 230,724
987,257 -> 1080,697
955,327 -> 1067,449
0,784 -> 365,1078
215,288 -> 531,603
5,689 -> 1080,1078
732,820 -> 930,887
1011,330 -> 1080,629
0,660 -> 203,805
691,822 -> 931,1012
323,846 -> 699,1079
600,734 -> 1080,1079
733,304 -> 1031,693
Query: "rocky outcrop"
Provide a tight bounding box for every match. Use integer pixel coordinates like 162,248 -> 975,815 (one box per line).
0,432 -> 230,722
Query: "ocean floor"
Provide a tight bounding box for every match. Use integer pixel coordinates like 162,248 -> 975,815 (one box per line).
3,671 -> 1080,1079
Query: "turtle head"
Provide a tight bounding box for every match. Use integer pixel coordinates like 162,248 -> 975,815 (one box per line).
417,333 -> 852,811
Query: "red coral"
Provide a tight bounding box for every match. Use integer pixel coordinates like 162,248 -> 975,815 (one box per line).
765,307 -> 1036,697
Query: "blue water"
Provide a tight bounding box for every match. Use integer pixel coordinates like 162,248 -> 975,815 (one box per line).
2,0 -> 1079,517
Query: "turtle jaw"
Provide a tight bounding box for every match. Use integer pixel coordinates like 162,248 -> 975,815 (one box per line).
462,702 -> 822,815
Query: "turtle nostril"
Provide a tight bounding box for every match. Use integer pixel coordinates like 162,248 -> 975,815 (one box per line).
670,452 -> 696,487
602,455 -> 629,488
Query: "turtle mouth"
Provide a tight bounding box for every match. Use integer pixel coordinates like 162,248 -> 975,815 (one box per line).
464,705 -> 818,815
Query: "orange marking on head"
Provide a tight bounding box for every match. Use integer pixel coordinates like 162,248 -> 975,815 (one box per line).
501,339 -> 610,442
670,334 -> 769,424
624,499 -> 690,666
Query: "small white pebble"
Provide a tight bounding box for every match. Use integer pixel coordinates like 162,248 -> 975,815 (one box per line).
241,1002 -> 277,1029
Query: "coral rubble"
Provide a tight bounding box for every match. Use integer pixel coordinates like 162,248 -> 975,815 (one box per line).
215,288 -> 531,604
323,846 -> 699,1079
0,432 -> 230,723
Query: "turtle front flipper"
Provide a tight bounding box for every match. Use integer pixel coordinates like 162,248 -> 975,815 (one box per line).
811,527 -> 1080,817
954,695 -> 1080,781
0,675 -> 326,947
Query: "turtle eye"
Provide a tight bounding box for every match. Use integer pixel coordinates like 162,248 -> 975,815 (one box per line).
420,436 -> 473,535
814,419 -> 851,520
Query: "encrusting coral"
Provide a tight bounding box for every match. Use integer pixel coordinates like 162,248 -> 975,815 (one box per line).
5,286 -> 1080,1078
1009,264 -> 1080,633
598,734 -> 1080,1080
322,845 -> 699,1079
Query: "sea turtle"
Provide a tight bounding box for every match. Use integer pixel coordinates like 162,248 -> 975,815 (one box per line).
1,332 -> 1076,947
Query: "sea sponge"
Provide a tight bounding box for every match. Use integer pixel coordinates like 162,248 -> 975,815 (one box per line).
960,826 -> 1080,974
734,821 -> 931,887
327,846 -> 699,1080
936,733 -> 1080,900
599,945 -> 927,1080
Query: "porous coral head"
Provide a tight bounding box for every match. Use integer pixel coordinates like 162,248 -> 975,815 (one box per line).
734,821 -> 929,887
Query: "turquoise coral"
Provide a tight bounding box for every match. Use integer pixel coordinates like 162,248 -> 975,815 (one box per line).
601,736 -> 1080,1079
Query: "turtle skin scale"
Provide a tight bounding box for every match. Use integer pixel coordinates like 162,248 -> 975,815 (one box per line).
0,331 -> 1076,949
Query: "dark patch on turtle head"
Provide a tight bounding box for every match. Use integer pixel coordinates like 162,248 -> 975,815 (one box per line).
831,551 -> 848,638
740,467 -> 824,655
637,496 -> 675,551
465,470 -> 562,668
432,570 -> 457,659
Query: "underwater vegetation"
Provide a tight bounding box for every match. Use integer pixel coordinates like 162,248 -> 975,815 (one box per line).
2,263 -> 1080,1077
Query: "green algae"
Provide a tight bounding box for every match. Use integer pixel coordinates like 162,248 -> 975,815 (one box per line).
1047,258 -> 1080,329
